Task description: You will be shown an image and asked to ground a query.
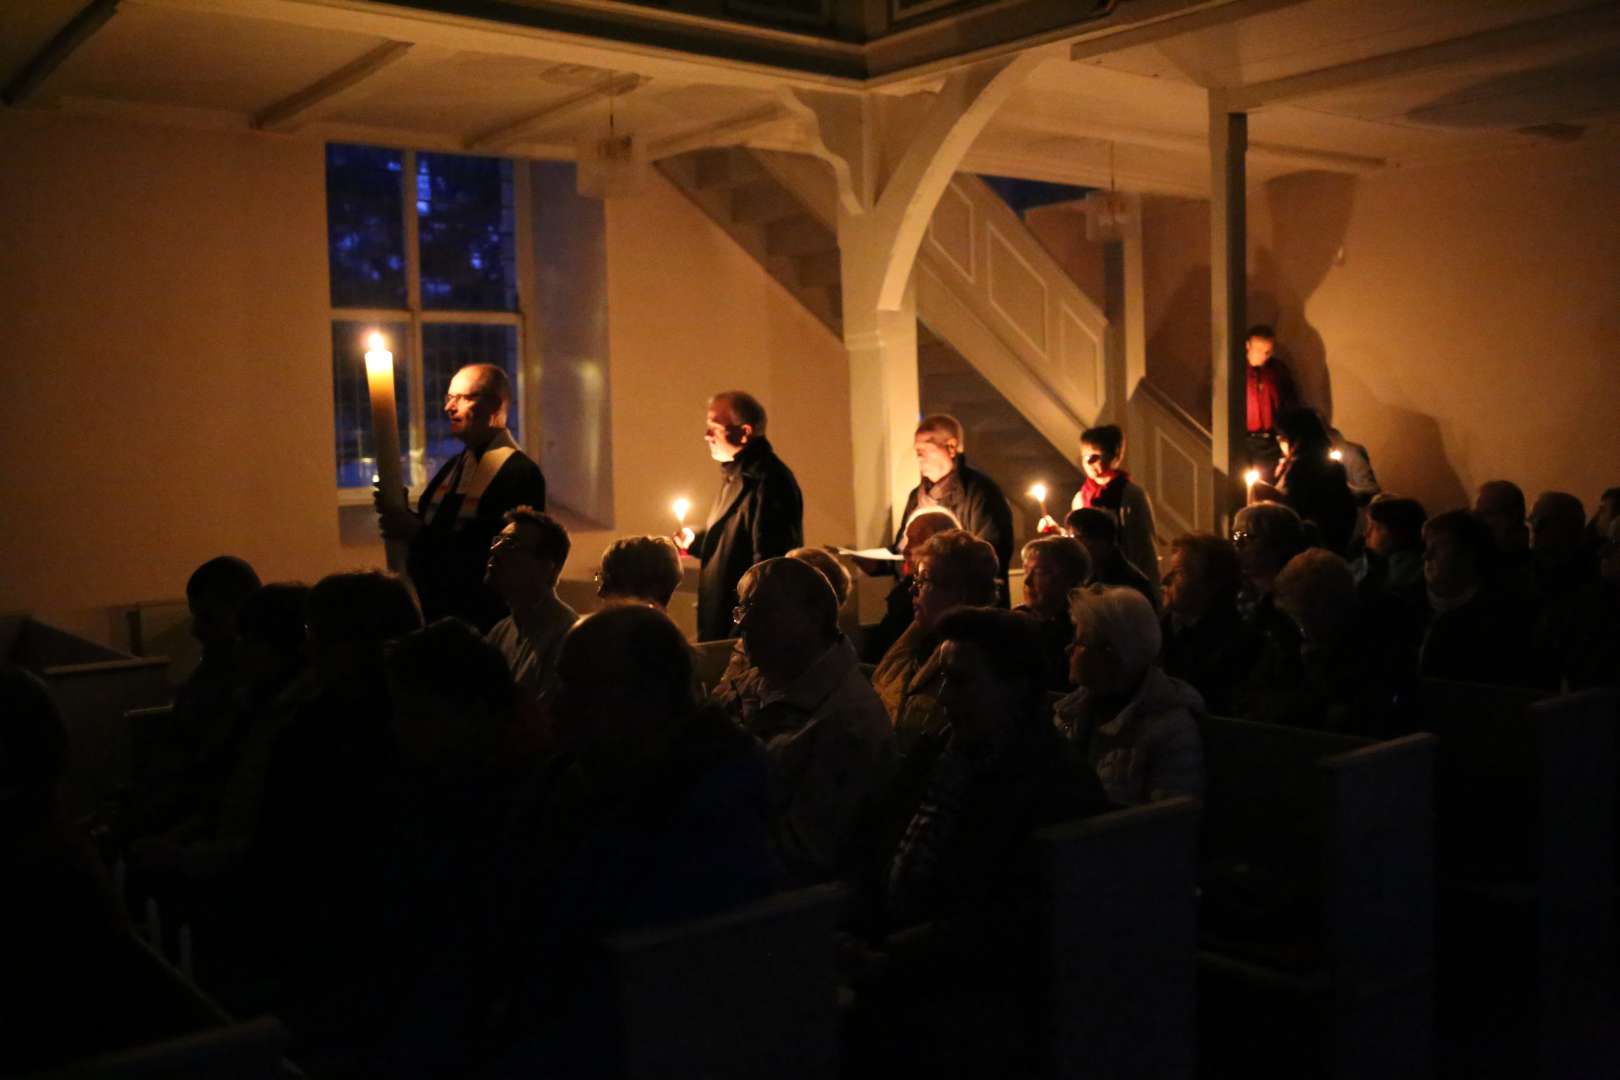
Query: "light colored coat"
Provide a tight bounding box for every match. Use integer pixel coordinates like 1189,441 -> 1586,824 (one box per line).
1053,666 -> 1205,806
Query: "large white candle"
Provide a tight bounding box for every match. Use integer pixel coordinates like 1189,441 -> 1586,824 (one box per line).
365,331 -> 408,571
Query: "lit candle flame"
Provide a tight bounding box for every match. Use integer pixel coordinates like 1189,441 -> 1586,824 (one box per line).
1243,468 -> 1261,488
672,497 -> 691,524
366,331 -> 387,353
1329,448 -> 1344,462
1027,482 -> 1048,504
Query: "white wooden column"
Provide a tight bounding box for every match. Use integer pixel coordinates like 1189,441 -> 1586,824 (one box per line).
1121,192 -> 1148,402
1208,90 -> 1248,531
791,52 -> 1052,545
842,278 -> 920,546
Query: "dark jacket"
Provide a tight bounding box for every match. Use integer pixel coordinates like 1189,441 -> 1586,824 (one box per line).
1275,452 -> 1357,554
371,705 -> 779,1077
846,720 -> 1107,945
895,454 -> 1014,598
1013,605 -> 1076,693
1421,587 -> 1534,688
1090,547 -> 1158,609
410,440 -> 547,630
691,437 -> 804,641
1160,600 -> 1259,718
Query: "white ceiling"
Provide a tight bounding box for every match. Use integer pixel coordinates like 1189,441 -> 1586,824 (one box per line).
5,0 -> 1618,196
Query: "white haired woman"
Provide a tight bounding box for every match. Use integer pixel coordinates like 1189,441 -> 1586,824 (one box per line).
1054,585 -> 1205,806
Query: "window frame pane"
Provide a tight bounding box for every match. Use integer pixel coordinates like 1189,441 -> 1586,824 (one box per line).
329,144 -> 530,497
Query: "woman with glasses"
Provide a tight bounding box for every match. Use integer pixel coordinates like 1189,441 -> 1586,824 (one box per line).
870,530 -> 999,754
1053,584 -> 1204,806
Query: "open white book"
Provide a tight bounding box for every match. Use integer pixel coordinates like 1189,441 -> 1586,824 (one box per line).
836,547 -> 903,561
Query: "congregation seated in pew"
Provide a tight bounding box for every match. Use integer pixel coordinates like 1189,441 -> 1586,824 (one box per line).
1418,508 -> 1534,687
871,529 -> 1000,753
841,607 -> 1109,1077
1013,533 -> 1092,693
15,430 -> 1620,1079
1159,532 -> 1258,718
858,505 -> 960,664
711,556 -> 894,885
594,533 -> 684,610
1065,505 -> 1157,608
125,582 -> 315,890
1264,547 -> 1417,738
117,554 -> 263,844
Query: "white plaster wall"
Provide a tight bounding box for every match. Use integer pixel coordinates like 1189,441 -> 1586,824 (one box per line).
0,108 -> 856,642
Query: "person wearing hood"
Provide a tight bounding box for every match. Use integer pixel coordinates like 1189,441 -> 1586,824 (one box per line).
1053,585 -> 1204,806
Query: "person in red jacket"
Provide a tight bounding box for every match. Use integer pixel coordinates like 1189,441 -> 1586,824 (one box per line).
1243,325 -> 1298,483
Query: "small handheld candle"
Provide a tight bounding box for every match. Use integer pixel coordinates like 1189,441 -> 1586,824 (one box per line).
672,496 -> 691,525
1243,467 -> 1261,504
1026,482 -> 1049,515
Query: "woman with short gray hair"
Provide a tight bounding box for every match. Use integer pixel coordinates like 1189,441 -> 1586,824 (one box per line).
1054,585 -> 1204,806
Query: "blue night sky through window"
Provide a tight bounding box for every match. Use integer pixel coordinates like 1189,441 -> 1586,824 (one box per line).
326,144 -> 521,487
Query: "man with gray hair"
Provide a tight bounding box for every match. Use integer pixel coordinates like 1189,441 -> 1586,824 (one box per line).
378,362 -> 547,629
873,414 -> 1013,601
679,391 -> 803,641
717,557 -> 895,883
1053,584 -> 1204,806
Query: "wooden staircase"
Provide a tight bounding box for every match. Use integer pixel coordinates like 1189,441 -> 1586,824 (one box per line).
657,146 -> 1095,552
918,333 -> 1083,540
656,148 -> 844,337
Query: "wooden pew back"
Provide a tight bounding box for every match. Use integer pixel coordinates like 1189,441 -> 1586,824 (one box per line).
603,883 -> 844,1080
1198,716 -> 1370,879
5,615 -> 171,818
1198,717 -> 1436,1080
1039,796 -> 1200,1080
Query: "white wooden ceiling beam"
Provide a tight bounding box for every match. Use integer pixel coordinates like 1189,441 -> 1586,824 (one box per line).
468,73 -> 645,152
1025,119 -> 1384,172
1226,2 -> 1620,112
253,40 -> 412,132
3,0 -> 121,106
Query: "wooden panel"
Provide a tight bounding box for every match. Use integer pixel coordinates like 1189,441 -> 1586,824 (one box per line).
927,180 -> 976,281
1057,303 -> 1104,416
986,224 -> 1048,355
1155,428 -> 1200,535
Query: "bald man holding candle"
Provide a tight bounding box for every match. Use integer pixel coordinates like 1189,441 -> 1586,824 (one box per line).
376,363 -> 547,630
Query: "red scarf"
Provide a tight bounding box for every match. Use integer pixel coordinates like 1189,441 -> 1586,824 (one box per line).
1081,470 -> 1130,511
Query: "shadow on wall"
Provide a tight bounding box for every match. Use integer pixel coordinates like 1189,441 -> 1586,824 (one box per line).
1249,171 -> 1360,427
1143,175 -> 1358,440
1332,364 -> 1468,514
1145,268 -> 1212,429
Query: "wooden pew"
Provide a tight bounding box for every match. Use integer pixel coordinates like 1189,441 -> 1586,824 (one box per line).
1197,715 -> 1436,1080
1038,795 -> 1200,1080
4,614 -> 170,818
603,883 -> 844,1080
1419,680 -> 1618,1075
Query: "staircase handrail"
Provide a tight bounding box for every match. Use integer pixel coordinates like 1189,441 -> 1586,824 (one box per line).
1137,375 -> 1211,441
